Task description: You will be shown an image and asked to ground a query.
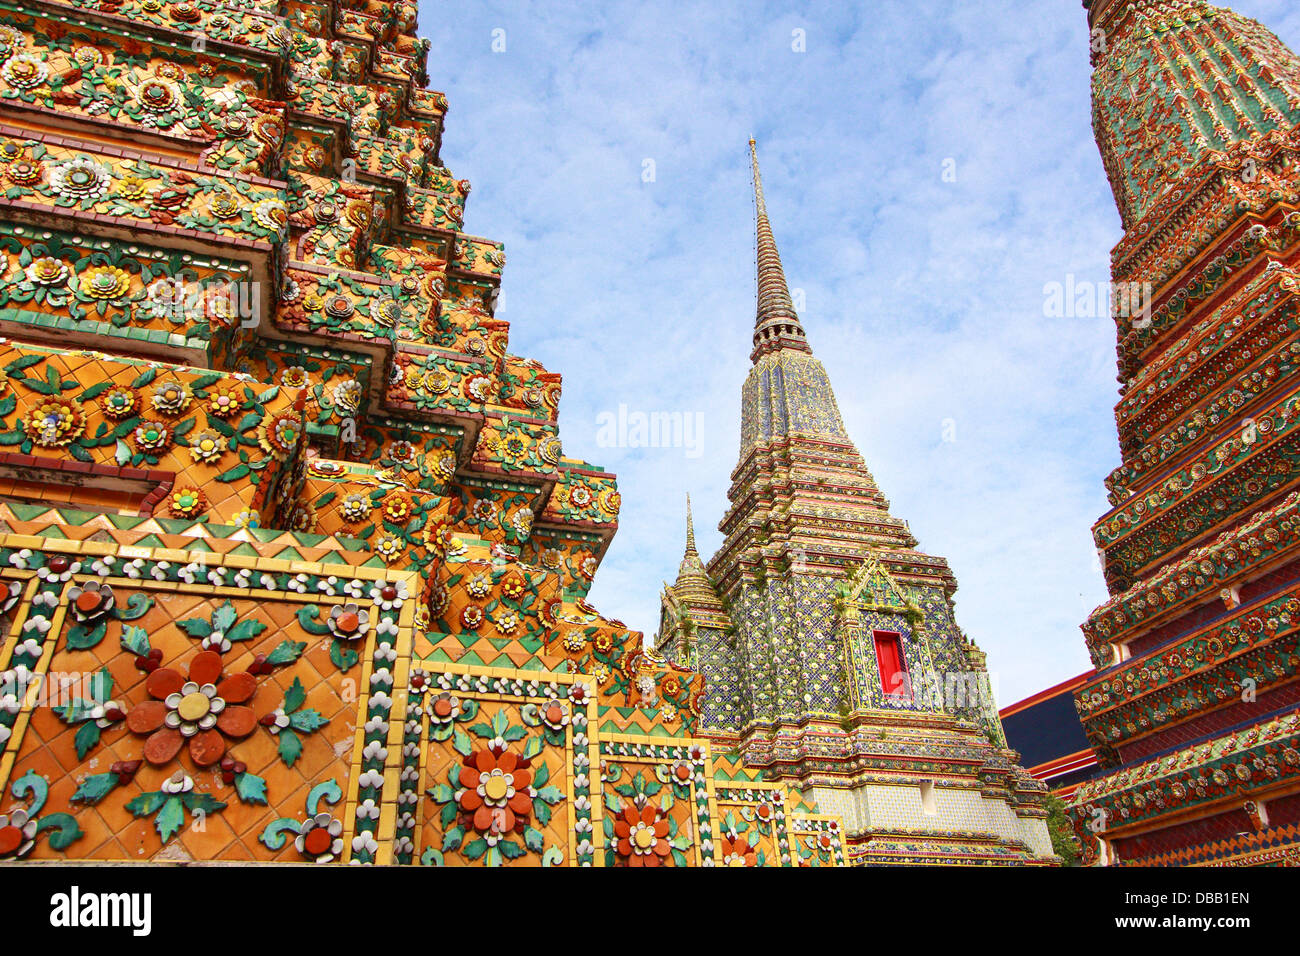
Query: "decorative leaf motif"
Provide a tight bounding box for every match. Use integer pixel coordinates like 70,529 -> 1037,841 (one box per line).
177,617 -> 212,639
282,677 -> 307,714
153,796 -> 186,842
119,624 -> 150,657
73,722 -> 101,760
289,709 -> 327,732
212,601 -> 238,633
278,729 -> 303,767
265,639 -> 306,666
124,790 -> 168,817
524,826 -> 545,853
71,772 -> 119,805
88,669 -> 114,704
535,785 -> 564,805
130,367 -> 157,389
4,354 -> 42,374
441,825 -> 465,853
226,618 -> 266,643
439,800 -> 458,829
53,699 -> 96,725
181,793 -> 225,816
234,773 -> 268,805
216,463 -> 251,482
80,381 -> 111,401
125,787 -> 218,842
452,726 -> 473,757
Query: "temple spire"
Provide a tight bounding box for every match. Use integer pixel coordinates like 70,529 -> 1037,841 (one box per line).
748,138 -> 810,363
685,493 -> 697,555
671,493 -> 723,605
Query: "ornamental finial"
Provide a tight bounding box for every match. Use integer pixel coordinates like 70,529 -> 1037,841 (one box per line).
748,139 -> 810,363
685,493 -> 697,554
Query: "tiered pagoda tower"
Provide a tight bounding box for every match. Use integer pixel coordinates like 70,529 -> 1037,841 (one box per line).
1066,0 -> 1300,866
655,141 -> 1056,865
0,1 -> 849,867
656,496 -> 732,679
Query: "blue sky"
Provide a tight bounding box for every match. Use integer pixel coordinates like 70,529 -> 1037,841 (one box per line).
422,0 -> 1300,704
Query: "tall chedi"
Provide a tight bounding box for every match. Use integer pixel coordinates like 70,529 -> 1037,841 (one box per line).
0,1 -> 850,867
654,141 -> 1056,865
1067,0 -> 1300,865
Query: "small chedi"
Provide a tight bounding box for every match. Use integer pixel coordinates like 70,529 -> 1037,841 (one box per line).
653,142 -> 1057,865
1066,0 -> 1300,865
0,1 -> 848,866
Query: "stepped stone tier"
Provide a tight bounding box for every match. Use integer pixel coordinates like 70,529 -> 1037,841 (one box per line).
1066,0 -> 1300,866
653,141 -> 1057,865
0,1 -> 850,866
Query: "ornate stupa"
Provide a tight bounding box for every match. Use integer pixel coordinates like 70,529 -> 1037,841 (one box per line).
654,140 -> 1057,865
1066,0 -> 1300,866
657,495 -> 731,675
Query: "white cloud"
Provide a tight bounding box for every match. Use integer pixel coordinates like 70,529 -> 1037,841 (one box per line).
422,0 -> 1300,703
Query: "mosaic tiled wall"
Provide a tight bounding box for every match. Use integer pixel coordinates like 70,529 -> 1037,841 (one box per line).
0,515 -> 847,865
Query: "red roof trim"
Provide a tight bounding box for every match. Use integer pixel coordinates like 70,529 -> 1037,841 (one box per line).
999,670 -> 1094,718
